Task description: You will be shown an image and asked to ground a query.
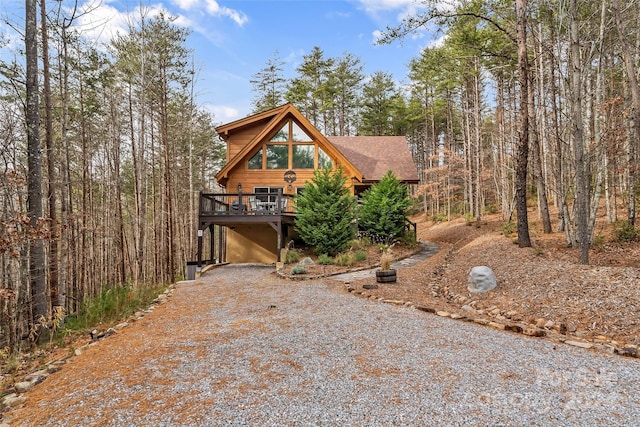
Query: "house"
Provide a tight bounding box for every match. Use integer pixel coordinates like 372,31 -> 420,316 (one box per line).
196,103 -> 419,266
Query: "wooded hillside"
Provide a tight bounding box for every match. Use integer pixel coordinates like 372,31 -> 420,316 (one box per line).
1,9 -> 224,350
3,0 -> 640,352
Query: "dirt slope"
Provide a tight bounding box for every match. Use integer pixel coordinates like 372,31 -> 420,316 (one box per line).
347,213 -> 640,351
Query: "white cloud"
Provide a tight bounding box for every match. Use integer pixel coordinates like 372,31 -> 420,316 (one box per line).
427,33 -> 447,48
72,0 -> 246,52
203,0 -> 248,26
74,1 -> 184,49
372,29 -> 384,44
169,0 -> 248,26
172,0 -> 200,11
205,104 -> 240,122
74,1 -> 132,49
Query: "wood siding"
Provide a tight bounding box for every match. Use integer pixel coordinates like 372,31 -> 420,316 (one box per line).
226,225 -> 278,263
226,126 -> 266,162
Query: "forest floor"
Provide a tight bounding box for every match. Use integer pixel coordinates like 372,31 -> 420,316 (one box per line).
338,211 -> 640,352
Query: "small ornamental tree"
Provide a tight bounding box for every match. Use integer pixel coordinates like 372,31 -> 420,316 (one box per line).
295,167 -> 356,256
358,170 -> 411,243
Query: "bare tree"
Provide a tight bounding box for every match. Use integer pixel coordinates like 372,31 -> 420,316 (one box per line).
25,0 -> 47,334
515,0 -> 531,247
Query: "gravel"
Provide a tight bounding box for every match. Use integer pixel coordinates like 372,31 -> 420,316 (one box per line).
8,265 -> 640,426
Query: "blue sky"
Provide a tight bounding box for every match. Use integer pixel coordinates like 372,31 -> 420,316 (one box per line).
1,0 -> 440,123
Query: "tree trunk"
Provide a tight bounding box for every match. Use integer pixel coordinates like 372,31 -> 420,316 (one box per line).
40,0 -> 60,310
26,0 -> 47,334
515,0 -> 531,247
612,0 -> 640,227
528,70 -> 552,233
569,0 -> 590,264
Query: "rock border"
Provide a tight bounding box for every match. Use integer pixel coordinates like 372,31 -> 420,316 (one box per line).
0,284 -> 179,422
343,282 -> 640,360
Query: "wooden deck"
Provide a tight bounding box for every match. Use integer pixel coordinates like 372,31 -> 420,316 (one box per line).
197,191 -> 296,265
199,191 -> 295,226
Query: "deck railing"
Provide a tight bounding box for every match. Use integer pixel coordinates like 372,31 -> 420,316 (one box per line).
200,191 -> 295,217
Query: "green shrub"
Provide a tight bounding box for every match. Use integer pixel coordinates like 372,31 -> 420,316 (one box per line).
334,252 -> 355,266
295,167 -> 356,256
502,221 -> 517,235
613,220 -> 640,242
430,213 -> 448,223
354,250 -> 367,262
317,254 -> 334,265
358,170 -> 411,244
285,249 -> 302,264
64,283 -> 165,332
378,243 -> 390,253
290,265 -> 308,275
593,234 -> 606,247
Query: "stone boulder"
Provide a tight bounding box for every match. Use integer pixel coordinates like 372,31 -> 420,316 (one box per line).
298,257 -> 315,266
467,266 -> 497,293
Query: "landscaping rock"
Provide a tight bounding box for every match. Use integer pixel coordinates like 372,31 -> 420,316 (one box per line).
298,257 -> 315,266
14,382 -> 33,393
24,371 -> 47,385
2,394 -> 26,407
565,340 -> 594,349
115,322 -> 129,330
467,266 -> 497,293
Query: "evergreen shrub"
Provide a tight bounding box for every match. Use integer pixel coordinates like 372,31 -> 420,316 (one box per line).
358,170 -> 411,244
295,167 -> 356,256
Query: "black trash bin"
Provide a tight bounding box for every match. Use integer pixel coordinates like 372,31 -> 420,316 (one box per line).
186,261 -> 198,280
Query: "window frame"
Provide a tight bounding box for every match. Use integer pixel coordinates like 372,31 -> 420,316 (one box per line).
266,144 -> 289,169
248,147 -> 263,169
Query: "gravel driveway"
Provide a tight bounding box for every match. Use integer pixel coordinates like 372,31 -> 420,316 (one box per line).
7,265 -> 640,426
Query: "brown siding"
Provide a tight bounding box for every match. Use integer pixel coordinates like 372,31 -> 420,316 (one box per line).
226,126 -> 268,162
227,225 -> 278,263
227,170 -> 315,195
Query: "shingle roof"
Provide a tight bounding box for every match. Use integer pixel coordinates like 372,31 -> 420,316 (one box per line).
327,136 -> 419,183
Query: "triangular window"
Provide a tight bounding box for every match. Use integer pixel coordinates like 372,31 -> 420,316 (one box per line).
270,120 -> 313,142
291,121 -> 312,142
270,124 -> 289,142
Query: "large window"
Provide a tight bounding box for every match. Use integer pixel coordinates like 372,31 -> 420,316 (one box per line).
291,122 -> 312,142
270,126 -> 288,142
250,120 -> 331,170
248,148 -> 263,169
318,147 -> 332,169
266,144 -> 288,169
293,145 -> 314,169
255,186 -> 283,201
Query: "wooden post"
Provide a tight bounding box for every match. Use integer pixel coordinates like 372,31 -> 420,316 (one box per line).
197,227 -> 203,267
197,191 -> 203,267
209,224 -> 215,263
277,188 -> 282,214
219,225 -> 226,263
276,223 -> 282,263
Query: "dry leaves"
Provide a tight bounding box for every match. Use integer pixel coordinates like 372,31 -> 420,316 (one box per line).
349,214 -> 640,347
